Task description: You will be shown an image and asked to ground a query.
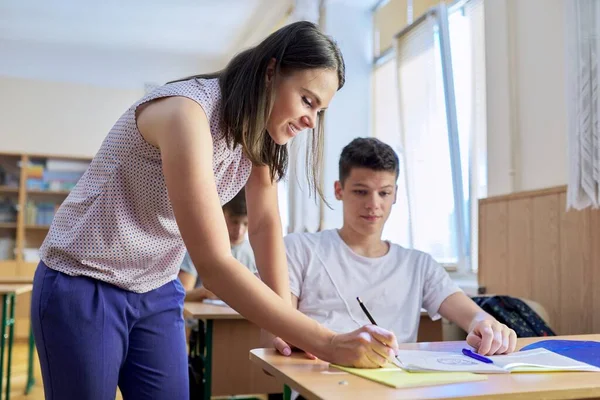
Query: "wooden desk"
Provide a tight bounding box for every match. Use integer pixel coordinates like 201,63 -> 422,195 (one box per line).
250,334 -> 600,400
0,284 -> 33,400
184,302 -> 282,400
418,311 -> 443,342
0,277 -> 36,397
183,303 -> 441,400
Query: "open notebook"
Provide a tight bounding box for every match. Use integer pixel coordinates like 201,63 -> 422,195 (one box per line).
202,299 -> 228,307
395,348 -> 600,374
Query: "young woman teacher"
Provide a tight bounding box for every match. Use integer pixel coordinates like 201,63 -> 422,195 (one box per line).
31,21 -> 398,399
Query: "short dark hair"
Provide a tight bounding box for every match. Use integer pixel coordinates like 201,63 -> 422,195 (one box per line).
338,137 -> 399,184
223,188 -> 247,217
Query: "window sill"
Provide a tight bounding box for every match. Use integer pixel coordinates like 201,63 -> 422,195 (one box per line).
449,271 -> 480,296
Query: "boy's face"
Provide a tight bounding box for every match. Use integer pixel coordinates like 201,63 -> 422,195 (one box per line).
224,210 -> 249,246
334,167 -> 397,236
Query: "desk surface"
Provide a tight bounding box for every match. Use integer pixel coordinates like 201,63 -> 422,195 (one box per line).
0,284 -> 32,295
0,277 -> 33,284
250,334 -> 600,400
184,302 -> 430,321
183,301 -> 245,320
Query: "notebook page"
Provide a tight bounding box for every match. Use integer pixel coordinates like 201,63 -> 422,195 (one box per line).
488,349 -> 600,372
395,350 -> 508,374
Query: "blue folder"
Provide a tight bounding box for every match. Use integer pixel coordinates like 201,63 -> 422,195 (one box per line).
520,340 -> 600,368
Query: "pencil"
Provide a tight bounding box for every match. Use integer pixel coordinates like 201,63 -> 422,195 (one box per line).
357,296 -> 378,325
356,296 -> 403,367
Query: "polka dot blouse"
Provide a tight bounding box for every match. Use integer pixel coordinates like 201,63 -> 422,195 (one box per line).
39,78 -> 253,293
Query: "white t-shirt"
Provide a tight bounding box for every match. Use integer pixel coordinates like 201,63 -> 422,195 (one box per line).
179,239 -> 257,288
285,229 -> 461,343
230,240 -> 257,275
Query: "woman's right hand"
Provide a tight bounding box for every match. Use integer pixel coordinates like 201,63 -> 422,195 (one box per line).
273,324 -> 397,368
327,325 -> 399,368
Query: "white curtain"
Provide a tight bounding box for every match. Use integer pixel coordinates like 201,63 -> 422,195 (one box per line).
566,0 -> 600,210
448,0 -> 486,271
395,13 -> 460,263
284,0 -> 323,233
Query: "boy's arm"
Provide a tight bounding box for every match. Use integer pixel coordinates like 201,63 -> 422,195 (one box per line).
179,251 -> 199,291
178,270 -> 197,291
438,292 -> 517,355
245,164 -> 290,304
184,285 -> 218,302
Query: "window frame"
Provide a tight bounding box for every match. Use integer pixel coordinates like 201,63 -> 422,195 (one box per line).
371,1 -> 484,275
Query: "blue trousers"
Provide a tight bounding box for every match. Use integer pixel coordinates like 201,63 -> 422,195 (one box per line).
31,261 -> 189,400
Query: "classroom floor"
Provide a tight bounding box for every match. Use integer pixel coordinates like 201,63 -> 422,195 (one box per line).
6,342 -> 269,400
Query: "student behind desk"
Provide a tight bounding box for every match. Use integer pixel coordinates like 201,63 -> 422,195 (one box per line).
179,188 -> 258,301
274,138 -> 518,363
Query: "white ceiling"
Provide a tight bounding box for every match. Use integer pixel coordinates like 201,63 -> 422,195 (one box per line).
0,0 -> 292,57
0,0 -> 291,57
0,0 -> 295,89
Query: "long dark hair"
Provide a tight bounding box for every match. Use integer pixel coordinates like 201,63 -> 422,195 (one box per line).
171,21 -> 345,202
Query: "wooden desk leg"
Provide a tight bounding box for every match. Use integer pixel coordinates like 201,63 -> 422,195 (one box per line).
6,294 -> 15,400
204,319 -> 213,400
0,294 -> 6,400
0,294 -> 15,400
25,324 -> 35,394
283,384 -> 292,400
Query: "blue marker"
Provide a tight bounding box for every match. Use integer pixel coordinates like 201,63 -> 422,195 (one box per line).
462,348 -> 494,364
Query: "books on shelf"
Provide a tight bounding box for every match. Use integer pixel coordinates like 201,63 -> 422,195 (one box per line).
25,201 -> 58,226
0,238 -> 15,260
0,197 -> 17,223
24,158 -> 89,191
21,248 -> 40,263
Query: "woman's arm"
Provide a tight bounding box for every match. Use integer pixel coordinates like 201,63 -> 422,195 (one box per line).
136,96 -> 398,367
245,164 -> 291,304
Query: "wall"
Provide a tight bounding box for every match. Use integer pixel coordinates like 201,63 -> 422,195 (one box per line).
0,39 -> 214,90
484,0 -> 568,196
479,186 -> 600,335
0,76 -> 143,157
0,36 -> 217,157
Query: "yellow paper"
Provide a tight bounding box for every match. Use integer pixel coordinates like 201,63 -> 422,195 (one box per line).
331,363 -> 488,389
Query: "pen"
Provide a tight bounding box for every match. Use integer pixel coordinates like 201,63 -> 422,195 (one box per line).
462,348 -> 494,364
356,296 -> 402,367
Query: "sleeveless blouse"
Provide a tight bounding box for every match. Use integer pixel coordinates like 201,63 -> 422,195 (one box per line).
39,78 -> 252,293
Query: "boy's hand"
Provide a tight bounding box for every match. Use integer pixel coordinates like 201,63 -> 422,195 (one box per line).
201,287 -> 218,300
184,286 -> 219,302
467,320 -> 517,355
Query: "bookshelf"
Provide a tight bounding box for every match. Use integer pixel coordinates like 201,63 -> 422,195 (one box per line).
0,151 -> 91,339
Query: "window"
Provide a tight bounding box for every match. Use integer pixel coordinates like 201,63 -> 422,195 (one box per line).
372,0 -> 486,272
448,0 -> 487,270
373,59 -> 411,248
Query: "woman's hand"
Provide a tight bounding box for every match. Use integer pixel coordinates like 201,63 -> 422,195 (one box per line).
273,336 -> 317,359
274,325 -> 399,368
328,325 -> 399,368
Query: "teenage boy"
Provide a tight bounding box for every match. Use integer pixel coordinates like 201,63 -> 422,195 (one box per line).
275,137 -> 517,361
